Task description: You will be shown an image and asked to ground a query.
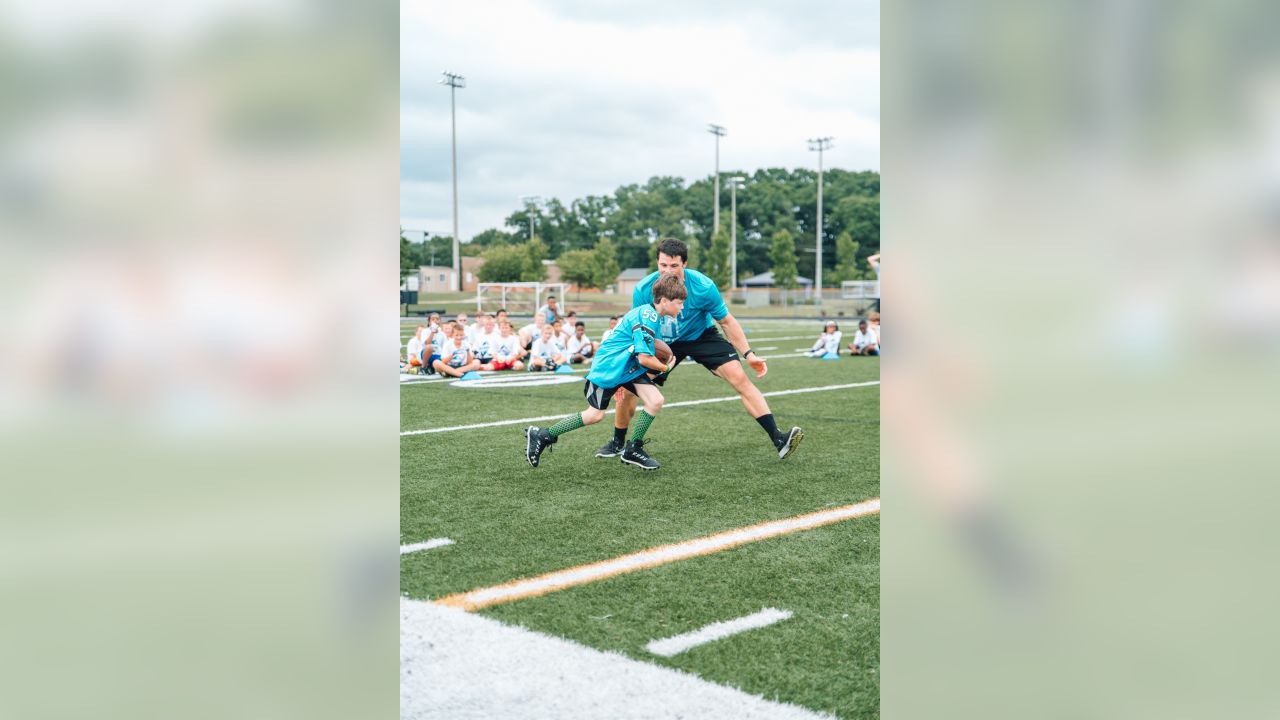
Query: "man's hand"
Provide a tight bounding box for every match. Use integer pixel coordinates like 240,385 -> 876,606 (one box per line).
746,352 -> 767,378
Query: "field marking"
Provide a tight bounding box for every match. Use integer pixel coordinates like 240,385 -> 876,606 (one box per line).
401,598 -> 833,720
400,538 -> 455,555
434,497 -> 879,611
646,608 -> 794,658
401,380 -> 879,436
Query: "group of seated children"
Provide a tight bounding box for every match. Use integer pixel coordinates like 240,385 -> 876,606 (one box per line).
806,311 -> 881,358
402,306 -> 599,376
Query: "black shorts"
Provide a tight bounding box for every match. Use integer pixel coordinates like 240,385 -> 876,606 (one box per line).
583,375 -> 654,411
653,327 -> 739,386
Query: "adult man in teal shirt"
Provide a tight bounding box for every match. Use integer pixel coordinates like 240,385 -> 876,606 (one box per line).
594,238 -> 804,460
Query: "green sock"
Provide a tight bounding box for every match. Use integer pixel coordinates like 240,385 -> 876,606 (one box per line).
548,412 -> 585,438
630,410 -> 656,442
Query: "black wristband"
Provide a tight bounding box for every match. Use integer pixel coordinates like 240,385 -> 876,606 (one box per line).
744,348 -> 755,358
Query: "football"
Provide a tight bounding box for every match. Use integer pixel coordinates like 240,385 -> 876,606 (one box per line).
654,340 -> 674,364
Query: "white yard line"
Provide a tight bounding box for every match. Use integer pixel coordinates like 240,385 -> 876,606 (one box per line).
435,498 -> 880,611
400,538 -> 455,555
646,608 -> 794,658
401,381 -> 879,436
401,598 -> 834,720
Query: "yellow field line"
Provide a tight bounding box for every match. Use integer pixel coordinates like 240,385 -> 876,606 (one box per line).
435,498 -> 880,612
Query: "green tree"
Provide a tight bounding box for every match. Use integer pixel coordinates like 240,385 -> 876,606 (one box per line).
592,237 -> 622,292
400,231 -> 415,281
471,228 -> 514,247
770,229 -> 798,305
477,244 -> 530,283
830,231 -> 861,284
556,249 -> 597,299
703,226 -> 731,289
521,238 -> 549,282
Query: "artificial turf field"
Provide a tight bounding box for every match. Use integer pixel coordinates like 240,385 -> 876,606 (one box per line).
400,318 -> 879,719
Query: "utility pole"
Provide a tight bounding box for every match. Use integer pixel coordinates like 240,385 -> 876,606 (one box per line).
727,176 -> 745,290
520,195 -> 542,242
441,71 -> 466,291
807,137 -> 833,307
707,124 -> 726,236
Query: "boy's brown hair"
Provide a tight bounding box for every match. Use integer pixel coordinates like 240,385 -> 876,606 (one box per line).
652,273 -> 688,302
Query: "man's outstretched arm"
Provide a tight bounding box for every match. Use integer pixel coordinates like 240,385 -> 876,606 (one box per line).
716,313 -> 767,378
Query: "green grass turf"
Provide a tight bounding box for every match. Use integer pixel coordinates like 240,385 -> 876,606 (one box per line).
401,320 -> 879,718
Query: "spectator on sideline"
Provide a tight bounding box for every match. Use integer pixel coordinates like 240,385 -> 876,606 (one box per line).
485,320 -> 526,371
848,320 -> 880,356
807,321 -> 843,357
405,325 -> 427,373
466,312 -> 489,346
472,314 -> 497,366
528,324 -> 567,371
519,314 -> 546,350
867,311 -> 881,349
426,320 -> 452,374
567,321 -> 595,364
867,253 -> 880,313
599,315 -> 620,343
433,323 -> 481,377
535,295 -> 561,324
551,318 -> 571,347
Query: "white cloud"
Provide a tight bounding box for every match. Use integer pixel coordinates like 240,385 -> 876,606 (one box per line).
401,0 -> 878,237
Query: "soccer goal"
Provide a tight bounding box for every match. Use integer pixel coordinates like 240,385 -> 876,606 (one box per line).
476,282 -> 569,316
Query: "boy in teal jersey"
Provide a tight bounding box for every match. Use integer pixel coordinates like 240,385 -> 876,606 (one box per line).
525,274 -> 687,470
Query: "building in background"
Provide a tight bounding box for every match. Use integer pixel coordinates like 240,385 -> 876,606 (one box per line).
615,267 -> 649,296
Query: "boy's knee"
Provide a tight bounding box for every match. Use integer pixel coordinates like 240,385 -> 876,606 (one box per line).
583,407 -> 604,424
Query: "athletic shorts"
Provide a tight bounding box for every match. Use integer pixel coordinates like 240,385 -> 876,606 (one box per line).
583,375 -> 653,411
652,327 -> 739,386
476,355 -> 494,365
491,359 -> 517,370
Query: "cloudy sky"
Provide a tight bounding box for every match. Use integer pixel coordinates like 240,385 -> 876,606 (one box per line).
401,0 -> 879,239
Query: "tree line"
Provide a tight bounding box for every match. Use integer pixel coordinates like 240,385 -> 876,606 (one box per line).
401,167 -> 879,290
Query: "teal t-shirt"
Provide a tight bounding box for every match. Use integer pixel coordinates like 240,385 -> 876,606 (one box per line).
632,269 -> 728,343
585,303 -> 661,388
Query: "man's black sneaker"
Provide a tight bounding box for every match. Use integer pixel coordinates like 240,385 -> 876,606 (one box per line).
620,439 -> 660,470
595,436 -> 624,458
776,427 -> 804,460
525,426 -> 556,467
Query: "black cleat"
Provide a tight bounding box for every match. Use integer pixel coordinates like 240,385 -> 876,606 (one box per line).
620,439 -> 660,470
595,436 -> 624,458
525,426 -> 556,467
776,427 -> 804,460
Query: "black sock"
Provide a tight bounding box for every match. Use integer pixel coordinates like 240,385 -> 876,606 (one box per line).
613,426 -> 627,445
755,413 -> 782,445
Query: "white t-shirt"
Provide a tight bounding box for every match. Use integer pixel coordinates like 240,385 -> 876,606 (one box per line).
471,329 -> 498,358
811,331 -> 842,355
519,323 -> 540,339
406,334 -> 425,360
492,333 -> 522,361
554,330 -> 572,347
567,333 -> 593,356
853,329 -> 877,348
530,337 -> 562,361
600,325 -> 617,343
441,338 -> 471,366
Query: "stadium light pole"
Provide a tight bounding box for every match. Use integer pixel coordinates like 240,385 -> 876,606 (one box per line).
727,176 -> 746,289
519,195 -> 542,242
441,71 -> 466,291
807,137 -> 834,308
707,124 -> 726,236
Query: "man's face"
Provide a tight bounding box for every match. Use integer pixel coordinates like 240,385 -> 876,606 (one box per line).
657,253 -> 687,281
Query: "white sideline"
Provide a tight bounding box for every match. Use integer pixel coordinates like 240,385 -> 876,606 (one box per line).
401,380 -> 879,436
400,538 -> 455,555
646,608 -> 794,658
401,598 -> 833,720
